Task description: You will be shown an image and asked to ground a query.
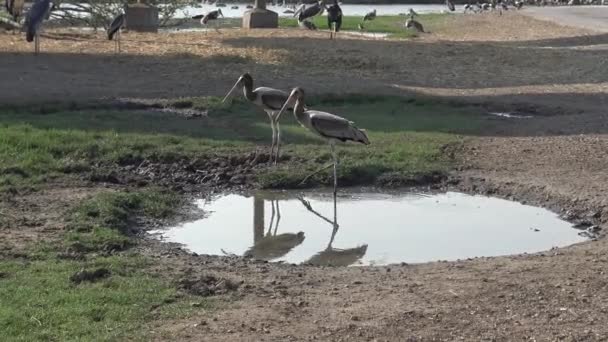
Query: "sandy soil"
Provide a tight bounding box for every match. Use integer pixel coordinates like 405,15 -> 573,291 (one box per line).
3,13 -> 608,341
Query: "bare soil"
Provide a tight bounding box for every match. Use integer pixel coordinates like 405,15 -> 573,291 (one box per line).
3,13 -> 608,341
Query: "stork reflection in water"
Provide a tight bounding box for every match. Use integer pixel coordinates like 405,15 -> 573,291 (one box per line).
298,194 -> 368,267
244,195 -> 305,261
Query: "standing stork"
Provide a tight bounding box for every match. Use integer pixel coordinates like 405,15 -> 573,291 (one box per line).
222,73 -> 292,164
277,87 -> 370,196
25,0 -> 51,55
107,13 -> 125,54
5,0 -> 24,22
198,8 -> 223,33
326,0 -> 342,39
446,0 -> 456,11
363,9 -> 376,22
405,18 -> 425,32
407,8 -> 418,19
294,0 -> 324,28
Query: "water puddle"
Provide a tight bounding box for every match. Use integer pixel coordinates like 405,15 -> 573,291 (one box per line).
153,191 -> 587,266
487,112 -> 534,119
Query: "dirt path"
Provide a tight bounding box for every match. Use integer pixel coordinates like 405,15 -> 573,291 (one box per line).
523,6 -> 608,32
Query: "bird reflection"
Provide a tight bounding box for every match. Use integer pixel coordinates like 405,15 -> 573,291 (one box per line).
298,194 -> 368,267
244,195 -> 305,261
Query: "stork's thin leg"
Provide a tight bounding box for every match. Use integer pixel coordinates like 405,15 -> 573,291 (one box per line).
268,200 -> 276,235
275,120 -> 281,165
274,201 -> 281,235
269,119 -> 277,164
34,33 -> 40,55
118,30 -> 121,53
330,142 -> 338,196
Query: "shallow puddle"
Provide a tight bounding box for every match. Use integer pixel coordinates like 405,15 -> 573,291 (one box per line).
154,191 -> 587,266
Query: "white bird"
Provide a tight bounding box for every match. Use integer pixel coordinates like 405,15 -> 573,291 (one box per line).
277,87 -> 370,195
222,73 -> 292,164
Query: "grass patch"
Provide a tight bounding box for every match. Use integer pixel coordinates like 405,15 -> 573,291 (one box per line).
0,94 -> 488,189
0,255 -> 197,341
0,188 -> 201,341
279,14 -> 448,38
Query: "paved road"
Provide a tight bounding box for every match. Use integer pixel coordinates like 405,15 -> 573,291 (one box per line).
523,6 -> 608,32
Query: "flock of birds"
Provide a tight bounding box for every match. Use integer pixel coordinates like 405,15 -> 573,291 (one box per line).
222,73 -> 370,195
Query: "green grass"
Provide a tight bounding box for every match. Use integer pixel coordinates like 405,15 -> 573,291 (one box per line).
0,256 -> 197,341
0,95 -> 488,190
279,14 -> 448,38
0,189 -> 202,341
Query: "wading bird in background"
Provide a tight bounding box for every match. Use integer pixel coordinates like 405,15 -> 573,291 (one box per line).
446,0 -> 456,11
326,0 -> 342,39
299,19 -> 317,30
222,73 -> 292,164
25,0 -> 51,55
294,0 -> 324,29
363,9 -> 376,22
277,87 -> 370,195
405,18 -> 425,32
193,8 -> 223,33
107,13 -> 125,54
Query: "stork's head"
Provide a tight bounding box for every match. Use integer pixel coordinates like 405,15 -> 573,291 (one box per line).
277,87 -> 305,119
218,8 -> 224,17
239,73 -> 253,87
222,73 -> 253,104
289,87 -> 305,100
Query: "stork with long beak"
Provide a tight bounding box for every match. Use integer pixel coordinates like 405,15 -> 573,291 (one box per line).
222,73 -> 292,164
277,87 -> 370,196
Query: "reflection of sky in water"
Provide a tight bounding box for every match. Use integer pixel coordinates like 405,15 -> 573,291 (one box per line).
153,191 -> 587,266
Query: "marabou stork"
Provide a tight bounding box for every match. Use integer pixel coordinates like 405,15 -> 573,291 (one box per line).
405,18 -> 425,32
222,73 -> 293,164
278,88 -> 370,195
362,9 -> 376,21
326,0 -> 342,39
107,13 -> 125,54
446,0 -> 456,11
294,0 -> 324,23
196,9 -> 223,33
25,0 -> 51,55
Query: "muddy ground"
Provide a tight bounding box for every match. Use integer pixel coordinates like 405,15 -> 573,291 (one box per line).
3,12 -> 608,341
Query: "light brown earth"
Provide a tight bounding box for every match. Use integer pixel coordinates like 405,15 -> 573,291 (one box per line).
3,12 -> 608,341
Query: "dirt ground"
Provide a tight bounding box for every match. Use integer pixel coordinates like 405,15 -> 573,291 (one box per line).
3,12 -> 608,341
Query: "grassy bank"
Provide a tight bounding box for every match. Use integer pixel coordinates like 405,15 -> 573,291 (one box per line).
279,14 -> 448,38
0,95 -> 486,191
0,189 -> 201,341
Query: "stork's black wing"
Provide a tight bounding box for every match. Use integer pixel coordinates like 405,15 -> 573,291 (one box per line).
25,0 -> 50,42
107,13 -> 125,40
446,0 -> 456,11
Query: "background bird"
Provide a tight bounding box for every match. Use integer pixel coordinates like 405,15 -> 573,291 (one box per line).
222,73 -> 292,164
298,19 -> 317,30
294,1 -> 324,23
277,87 -> 370,195
5,0 -> 24,21
107,13 -> 125,53
405,18 -> 425,33
326,0 -> 342,39
363,9 -> 376,22
199,8 -> 223,33
446,0 -> 456,11
25,0 -> 51,55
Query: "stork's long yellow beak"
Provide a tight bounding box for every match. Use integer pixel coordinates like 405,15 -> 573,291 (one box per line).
222,78 -> 241,104
277,90 -> 297,119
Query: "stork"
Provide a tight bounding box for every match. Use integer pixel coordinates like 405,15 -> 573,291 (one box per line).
405,18 -> 425,32
463,3 -> 472,12
326,0 -> 342,39
446,0 -> 456,11
278,88 -> 370,196
198,9 -> 223,33
363,9 -> 376,22
294,0 -> 324,28
299,19 -> 317,30
25,0 -> 51,55
222,73 -> 292,164
5,0 -> 24,22
407,8 -> 418,19
107,13 -> 125,54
